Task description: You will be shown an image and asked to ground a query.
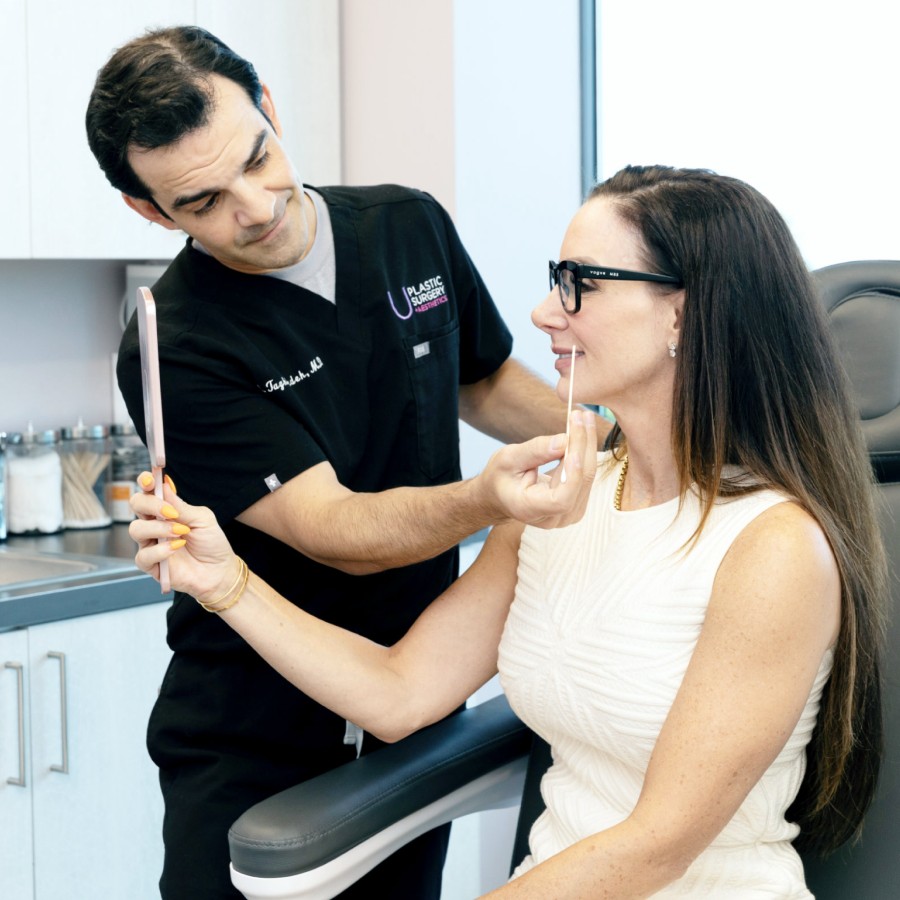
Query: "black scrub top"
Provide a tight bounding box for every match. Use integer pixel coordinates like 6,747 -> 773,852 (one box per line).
118,185 -> 513,663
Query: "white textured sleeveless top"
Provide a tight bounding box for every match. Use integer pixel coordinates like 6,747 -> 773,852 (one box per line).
498,452 -> 832,898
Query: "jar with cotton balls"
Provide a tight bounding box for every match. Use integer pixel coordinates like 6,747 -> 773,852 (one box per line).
59,419 -> 112,529
6,425 -> 64,535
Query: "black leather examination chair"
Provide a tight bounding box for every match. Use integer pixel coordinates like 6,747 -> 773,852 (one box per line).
799,261 -> 900,900
227,261 -> 900,900
228,693 -> 532,899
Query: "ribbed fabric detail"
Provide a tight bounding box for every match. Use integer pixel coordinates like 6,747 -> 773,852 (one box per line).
499,453 -> 831,897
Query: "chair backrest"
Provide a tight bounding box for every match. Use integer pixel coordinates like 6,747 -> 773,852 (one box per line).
801,261 -> 900,896
510,262 -> 900,890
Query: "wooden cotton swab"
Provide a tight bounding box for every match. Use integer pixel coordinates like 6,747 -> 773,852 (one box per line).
561,344 -> 576,484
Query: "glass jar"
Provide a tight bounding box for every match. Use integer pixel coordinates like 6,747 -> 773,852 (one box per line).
6,426 -> 64,535
106,423 -> 151,523
60,420 -> 112,529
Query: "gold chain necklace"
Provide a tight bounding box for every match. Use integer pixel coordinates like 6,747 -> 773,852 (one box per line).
613,454 -> 629,511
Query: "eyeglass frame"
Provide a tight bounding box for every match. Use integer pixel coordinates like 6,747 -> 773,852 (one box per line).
548,259 -> 682,314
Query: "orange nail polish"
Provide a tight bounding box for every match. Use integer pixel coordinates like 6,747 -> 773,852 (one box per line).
164,474 -> 177,494
139,474 -> 153,489
161,504 -> 179,520
171,523 -> 190,536
169,539 -> 187,550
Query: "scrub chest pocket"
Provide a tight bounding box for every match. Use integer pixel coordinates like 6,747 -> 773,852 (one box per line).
404,324 -> 461,481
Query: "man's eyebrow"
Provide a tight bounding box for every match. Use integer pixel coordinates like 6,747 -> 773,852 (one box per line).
171,130 -> 269,210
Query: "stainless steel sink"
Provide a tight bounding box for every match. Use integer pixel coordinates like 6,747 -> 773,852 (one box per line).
0,547 -> 136,591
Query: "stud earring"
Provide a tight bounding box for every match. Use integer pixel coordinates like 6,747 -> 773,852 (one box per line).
668,341 -> 677,358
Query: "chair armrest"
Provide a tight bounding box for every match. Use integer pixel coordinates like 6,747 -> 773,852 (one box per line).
228,694 -> 531,900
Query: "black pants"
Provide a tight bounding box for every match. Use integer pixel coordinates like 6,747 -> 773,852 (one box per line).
157,755 -> 451,900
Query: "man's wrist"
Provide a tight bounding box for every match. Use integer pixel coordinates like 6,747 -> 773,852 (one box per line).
465,466 -> 510,529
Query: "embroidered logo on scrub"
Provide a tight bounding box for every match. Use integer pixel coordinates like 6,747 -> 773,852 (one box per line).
260,356 -> 324,393
387,274 -> 449,320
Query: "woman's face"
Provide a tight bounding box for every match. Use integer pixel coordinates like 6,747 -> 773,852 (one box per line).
532,197 -> 683,418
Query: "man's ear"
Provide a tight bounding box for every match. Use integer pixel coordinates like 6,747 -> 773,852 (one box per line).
260,83 -> 283,138
122,193 -> 181,231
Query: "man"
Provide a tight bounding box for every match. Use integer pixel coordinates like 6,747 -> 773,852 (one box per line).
87,26 -> 587,900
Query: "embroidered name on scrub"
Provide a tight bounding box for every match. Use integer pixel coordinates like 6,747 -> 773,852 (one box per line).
261,357 -> 324,393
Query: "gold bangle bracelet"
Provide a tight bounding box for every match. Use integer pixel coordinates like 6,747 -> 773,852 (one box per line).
197,557 -> 248,613
205,563 -> 249,613
200,557 -> 244,606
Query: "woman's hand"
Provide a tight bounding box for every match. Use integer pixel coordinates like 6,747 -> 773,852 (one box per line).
128,473 -> 240,605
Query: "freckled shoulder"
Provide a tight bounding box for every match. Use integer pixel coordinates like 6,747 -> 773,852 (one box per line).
710,499 -> 841,646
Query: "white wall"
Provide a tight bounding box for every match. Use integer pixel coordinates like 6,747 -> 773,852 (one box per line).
340,0 -> 456,214
0,260 -> 145,433
453,0 -> 582,478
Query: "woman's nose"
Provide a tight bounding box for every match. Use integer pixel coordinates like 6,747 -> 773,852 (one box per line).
532,289 -> 568,332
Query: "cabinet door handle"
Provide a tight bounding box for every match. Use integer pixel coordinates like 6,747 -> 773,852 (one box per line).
47,651 -> 69,774
4,662 -> 26,787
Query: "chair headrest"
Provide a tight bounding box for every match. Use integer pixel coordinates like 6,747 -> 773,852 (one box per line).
814,261 -> 900,465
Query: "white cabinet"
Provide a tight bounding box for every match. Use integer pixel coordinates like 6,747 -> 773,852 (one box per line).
3,0 -> 341,259
0,629 -> 34,900
24,0 -> 192,259
0,601 -> 171,900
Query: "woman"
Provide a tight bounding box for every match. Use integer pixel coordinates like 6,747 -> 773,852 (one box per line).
132,166 -> 887,897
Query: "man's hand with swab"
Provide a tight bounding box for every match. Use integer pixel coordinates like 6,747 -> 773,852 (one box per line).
477,408 -> 597,529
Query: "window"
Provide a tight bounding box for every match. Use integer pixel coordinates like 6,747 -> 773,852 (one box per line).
596,1 -> 900,267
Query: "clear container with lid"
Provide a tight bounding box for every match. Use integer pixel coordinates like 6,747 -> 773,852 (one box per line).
106,422 -> 151,523
6,425 -> 64,534
60,419 -> 112,529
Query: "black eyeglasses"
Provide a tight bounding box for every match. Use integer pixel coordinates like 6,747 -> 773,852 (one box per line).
548,260 -> 682,313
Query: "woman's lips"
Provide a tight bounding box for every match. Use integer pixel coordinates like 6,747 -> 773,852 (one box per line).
554,348 -> 582,372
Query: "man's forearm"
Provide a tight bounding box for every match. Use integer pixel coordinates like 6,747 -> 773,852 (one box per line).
237,419 -> 596,576
309,477 -> 500,574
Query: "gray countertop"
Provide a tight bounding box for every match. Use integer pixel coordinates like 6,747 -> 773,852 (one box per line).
0,525 -> 172,632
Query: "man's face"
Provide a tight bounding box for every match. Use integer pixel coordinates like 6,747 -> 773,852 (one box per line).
125,75 -> 308,274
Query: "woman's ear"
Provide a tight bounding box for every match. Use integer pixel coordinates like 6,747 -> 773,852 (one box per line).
670,288 -> 685,335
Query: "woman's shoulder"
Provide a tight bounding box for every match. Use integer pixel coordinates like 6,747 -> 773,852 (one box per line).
714,499 -> 841,645
729,499 -> 833,564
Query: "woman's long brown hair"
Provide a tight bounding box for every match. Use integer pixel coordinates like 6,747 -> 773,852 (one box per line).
593,166 -> 888,855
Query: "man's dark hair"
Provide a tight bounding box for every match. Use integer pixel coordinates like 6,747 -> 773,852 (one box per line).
86,26 -> 264,200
